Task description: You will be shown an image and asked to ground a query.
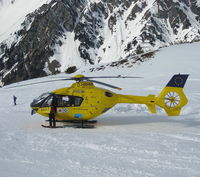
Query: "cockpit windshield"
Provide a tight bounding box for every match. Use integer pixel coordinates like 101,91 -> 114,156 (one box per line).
31,92 -> 52,107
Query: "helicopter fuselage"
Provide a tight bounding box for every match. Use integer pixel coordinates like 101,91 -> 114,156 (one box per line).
31,81 -> 120,121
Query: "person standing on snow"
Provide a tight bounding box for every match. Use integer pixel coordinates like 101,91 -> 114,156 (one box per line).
13,95 -> 17,106
49,94 -> 57,127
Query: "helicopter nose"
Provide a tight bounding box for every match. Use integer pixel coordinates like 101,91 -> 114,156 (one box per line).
31,109 -> 38,115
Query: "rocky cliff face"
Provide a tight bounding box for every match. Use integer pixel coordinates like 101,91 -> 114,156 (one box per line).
0,0 -> 200,85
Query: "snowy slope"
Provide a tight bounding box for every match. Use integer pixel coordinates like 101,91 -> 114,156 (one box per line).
0,42 -> 200,177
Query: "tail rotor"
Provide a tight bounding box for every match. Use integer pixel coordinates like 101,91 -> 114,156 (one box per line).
155,74 -> 189,116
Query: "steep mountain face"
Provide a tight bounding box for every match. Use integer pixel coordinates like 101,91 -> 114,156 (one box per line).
0,0 -> 200,85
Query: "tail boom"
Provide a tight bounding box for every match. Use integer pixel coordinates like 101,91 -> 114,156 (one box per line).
117,94 -> 157,114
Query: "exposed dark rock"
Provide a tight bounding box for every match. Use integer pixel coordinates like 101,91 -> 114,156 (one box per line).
127,3 -> 143,21
74,1 -> 105,64
65,66 -> 77,74
48,60 -> 61,74
108,14 -> 117,32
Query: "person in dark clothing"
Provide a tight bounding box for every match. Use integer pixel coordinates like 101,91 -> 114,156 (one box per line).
13,95 -> 17,106
49,95 -> 57,127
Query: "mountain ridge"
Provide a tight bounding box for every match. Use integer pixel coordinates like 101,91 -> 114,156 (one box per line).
0,0 -> 200,85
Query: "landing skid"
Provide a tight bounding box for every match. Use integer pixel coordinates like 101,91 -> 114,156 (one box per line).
41,125 -> 65,128
42,120 -> 97,129
46,119 -> 97,124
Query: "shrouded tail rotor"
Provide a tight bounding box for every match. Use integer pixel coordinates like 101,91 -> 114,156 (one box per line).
155,74 -> 189,116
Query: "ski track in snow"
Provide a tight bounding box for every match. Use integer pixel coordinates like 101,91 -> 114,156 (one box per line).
0,42 -> 200,177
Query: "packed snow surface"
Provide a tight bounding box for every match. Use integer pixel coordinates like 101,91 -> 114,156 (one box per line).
0,42 -> 200,177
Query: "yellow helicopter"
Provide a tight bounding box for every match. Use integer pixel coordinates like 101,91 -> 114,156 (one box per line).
25,74 -> 189,128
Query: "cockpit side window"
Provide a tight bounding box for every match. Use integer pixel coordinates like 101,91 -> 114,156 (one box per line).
57,96 -> 70,107
74,97 -> 83,106
56,95 -> 83,107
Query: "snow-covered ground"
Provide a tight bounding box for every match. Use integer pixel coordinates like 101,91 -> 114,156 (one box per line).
0,42 -> 200,177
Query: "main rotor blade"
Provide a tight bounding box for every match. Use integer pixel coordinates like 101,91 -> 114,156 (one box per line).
50,75 -> 143,79
88,79 -> 122,90
85,75 -> 143,79
4,78 -> 74,89
4,75 -> 143,89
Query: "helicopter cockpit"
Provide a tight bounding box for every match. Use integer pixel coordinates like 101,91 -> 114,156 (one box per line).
31,92 -> 83,108
31,92 -> 52,108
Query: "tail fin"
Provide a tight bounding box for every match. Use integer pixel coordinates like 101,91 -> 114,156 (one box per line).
155,74 -> 189,116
